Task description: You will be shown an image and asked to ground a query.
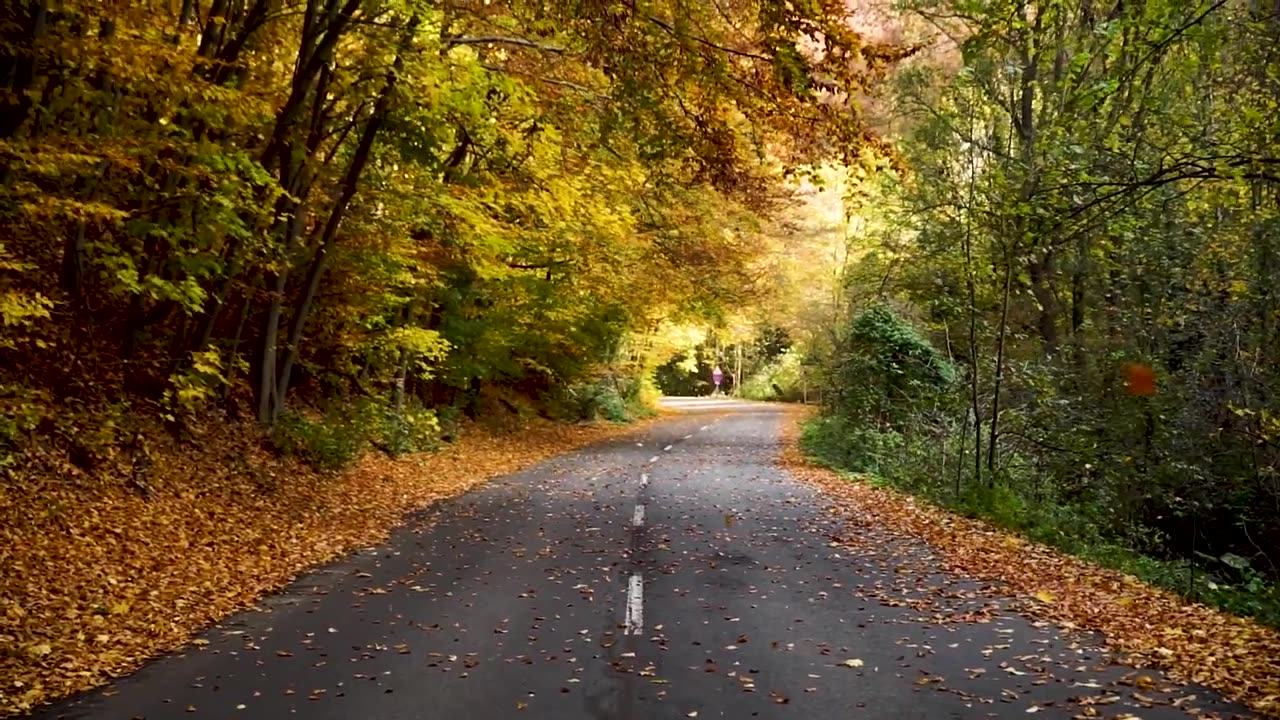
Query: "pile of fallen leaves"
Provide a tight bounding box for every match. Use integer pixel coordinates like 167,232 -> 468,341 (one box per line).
0,415 -> 653,716
778,408 -> 1280,718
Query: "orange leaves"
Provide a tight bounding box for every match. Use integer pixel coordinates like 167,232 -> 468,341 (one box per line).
778,408 -> 1280,718
0,416 -> 656,716
1122,363 -> 1156,396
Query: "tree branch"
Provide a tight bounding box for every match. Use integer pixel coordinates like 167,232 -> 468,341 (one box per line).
638,11 -> 771,62
443,35 -> 565,53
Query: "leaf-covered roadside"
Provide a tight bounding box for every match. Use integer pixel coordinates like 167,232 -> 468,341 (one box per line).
777,408 -> 1280,718
0,417 -> 657,716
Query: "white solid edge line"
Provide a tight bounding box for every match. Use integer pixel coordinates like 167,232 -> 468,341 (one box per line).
625,573 -> 644,635
632,504 -> 645,527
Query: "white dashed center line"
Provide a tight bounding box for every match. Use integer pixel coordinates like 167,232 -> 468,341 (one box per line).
625,573 -> 644,635
639,473 -> 649,488
632,504 -> 645,527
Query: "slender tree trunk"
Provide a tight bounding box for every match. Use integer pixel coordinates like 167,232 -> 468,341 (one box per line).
962,95 -> 983,487
734,343 -> 743,397
62,159 -> 112,295
257,274 -> 286,422
988,240 -> 1014,476
222,286 -> 255,404
1029,251 -> 1059,349
0,0 -> 48,141
392,309 -> 416,414
269,14 -> 420,422
1071,237 -> 1087,335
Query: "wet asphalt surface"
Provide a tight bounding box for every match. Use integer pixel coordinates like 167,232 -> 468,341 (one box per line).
37,399 -> 1254,719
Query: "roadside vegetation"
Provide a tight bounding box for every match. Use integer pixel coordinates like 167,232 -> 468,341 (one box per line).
791,0 -> 1280,630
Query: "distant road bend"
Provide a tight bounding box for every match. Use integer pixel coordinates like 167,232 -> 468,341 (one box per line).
40,398 -> 1251,719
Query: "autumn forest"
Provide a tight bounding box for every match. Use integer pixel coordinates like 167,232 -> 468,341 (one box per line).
3,0 -> 1280,715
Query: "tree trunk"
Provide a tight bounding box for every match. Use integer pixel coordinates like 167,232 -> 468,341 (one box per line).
269,13 -> 420,423
988,241 -> 1014,476
1029,251 -> 1059,349
963,97 -> 983,487
0,0 -> 48,140
1071,238 -> 1087,335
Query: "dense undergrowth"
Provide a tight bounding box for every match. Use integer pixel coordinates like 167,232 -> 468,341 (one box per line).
802,303 -> 1280,629
264,376 -> 655,472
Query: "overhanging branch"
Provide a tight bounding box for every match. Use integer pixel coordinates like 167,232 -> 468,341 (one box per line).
443,36 -> 566,53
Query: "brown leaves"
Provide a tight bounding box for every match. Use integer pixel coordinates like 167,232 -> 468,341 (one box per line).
0,416 -> 658,716
778,408 -> 1280,718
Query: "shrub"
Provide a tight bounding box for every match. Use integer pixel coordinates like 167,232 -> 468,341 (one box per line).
830,304 -> 956,426
273,396 -> 445,469
740,349 -> 805,401
272,401 -> 377,471
550,374 -> 655,422
376,404 -> 441,457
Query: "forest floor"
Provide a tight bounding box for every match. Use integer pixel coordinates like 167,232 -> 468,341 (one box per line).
780,407 -> 1280,718
0,413 -> 664,716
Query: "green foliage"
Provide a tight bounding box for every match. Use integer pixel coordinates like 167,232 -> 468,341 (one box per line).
0,384 -> 45,467
799,0 -> 1280,626
551,375 -> 656,423
272,397 -> 444,470
740,349 -> 805,401
375,404 -> 442,458
272,403 -> 378,472
801,417 -> 1280,628
162,349 -> 230,419
830,305 -> 955,425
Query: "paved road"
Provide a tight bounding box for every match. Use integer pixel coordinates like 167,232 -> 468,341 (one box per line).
39,399 -> 1251,719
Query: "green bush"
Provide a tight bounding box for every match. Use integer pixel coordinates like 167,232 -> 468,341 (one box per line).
274,397 -> 444,469
0,383 -> 46,467
740,349 -> 805,401
550,375 -> 655,422
376,404 -> 442,457
273,408 -> 367,471
830,304 -> 956,426
582,384 -> 629,422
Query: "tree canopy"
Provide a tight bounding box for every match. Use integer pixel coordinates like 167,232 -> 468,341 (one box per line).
0,0 -> 900,440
